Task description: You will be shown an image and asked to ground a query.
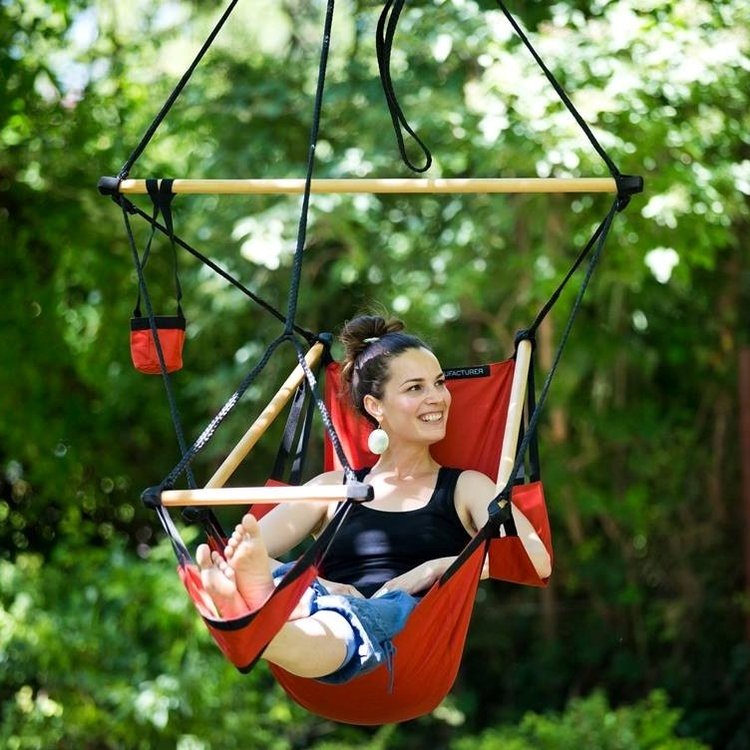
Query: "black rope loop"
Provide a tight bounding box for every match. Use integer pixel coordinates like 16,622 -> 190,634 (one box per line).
375,0 -> 433,173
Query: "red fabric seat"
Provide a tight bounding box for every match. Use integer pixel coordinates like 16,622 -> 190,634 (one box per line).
179,356 -> 552,724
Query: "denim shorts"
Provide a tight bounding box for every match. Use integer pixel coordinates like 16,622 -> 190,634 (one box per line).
273,563 -> 418,685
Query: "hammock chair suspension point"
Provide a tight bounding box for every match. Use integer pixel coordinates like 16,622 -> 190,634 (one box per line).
103,176 -> 624,196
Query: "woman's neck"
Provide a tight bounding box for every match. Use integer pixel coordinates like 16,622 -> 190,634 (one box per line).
371,444 -> 439,480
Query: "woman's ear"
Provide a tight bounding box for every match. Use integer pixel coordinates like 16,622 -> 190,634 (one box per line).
362,393 -> 383,422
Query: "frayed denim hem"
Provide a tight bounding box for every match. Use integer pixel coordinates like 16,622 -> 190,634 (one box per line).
272,563 -> 417,686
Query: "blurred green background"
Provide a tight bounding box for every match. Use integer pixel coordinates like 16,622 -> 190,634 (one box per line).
1,0 -> 749,747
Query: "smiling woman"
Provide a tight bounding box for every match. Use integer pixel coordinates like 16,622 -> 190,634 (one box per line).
195,313 -> 551,685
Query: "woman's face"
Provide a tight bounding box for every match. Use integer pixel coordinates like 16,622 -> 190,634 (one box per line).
365,347 -> 451,445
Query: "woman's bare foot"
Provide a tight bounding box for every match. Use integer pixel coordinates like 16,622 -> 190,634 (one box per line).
224,514 -> 276,610
195,543 -> 250,619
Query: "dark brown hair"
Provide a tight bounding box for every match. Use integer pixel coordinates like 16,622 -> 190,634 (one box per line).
339,314 -> 430,425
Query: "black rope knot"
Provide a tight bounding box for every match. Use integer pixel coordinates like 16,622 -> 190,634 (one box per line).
514,328 -> 537,349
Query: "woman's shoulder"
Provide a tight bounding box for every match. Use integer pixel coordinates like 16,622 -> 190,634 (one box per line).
454,467 -> 495,487
305,470 -> 346,487
454,468 -> 497,502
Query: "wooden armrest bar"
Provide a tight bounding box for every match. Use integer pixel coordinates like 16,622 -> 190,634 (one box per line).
206,343 -> 325,489
116,177 -> 618,195
161,483 -> 372,507
495,339 -> 533,492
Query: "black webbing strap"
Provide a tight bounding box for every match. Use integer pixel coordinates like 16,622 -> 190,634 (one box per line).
512,359 -> 541,486
375,0 -> 432,172
118,0 -> 240,179
133,179 -> 183,318
269,361 -> 320,486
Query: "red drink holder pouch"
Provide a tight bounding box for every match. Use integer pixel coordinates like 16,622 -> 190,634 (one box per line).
130,314 -> 186,374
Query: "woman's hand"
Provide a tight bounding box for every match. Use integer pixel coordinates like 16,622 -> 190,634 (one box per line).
370,557 -> 455,599
317,577 -> 365,598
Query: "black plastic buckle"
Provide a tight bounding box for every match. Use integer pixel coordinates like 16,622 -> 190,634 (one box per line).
346,482 -> 374,503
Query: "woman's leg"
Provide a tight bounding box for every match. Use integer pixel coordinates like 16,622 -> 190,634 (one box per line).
197,514 -> 353,678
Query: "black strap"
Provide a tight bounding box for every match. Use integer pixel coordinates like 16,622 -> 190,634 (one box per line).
118,1 -> 241,179
133,179 -> 183,318
270,375 -> 318,486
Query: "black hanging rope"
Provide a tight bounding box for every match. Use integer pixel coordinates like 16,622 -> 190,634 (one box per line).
121,200 -> 196,491
525,206 -> 610,336
492,0 -> 621,180
118,0 -> 241,179
489,197 -> 620,527
284,0 -> 336,334
157,0 -> 356,491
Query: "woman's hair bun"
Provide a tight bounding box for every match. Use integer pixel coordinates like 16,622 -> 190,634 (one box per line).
339,315 -> 405,371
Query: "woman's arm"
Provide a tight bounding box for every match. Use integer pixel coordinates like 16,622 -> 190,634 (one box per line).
257,470 -> 345,560
455,470 -> 552,580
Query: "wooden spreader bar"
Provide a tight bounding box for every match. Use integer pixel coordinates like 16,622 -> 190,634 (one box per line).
495,338 -> 532,494
106,177 -> 619,195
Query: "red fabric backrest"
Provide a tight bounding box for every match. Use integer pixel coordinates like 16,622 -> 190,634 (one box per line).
324,359 -> 552,587
324,360 -> 513,477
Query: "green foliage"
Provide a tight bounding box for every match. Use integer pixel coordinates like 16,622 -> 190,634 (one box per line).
0,543 -> 343,750
451,691 -> 709,750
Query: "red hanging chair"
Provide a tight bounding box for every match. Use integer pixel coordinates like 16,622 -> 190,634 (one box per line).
177,351 -> 551,725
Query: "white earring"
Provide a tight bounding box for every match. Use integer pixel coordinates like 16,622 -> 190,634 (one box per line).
367,424 -> 389,455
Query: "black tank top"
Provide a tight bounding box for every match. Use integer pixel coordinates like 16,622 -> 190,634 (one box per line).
320,467 -> 472,598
